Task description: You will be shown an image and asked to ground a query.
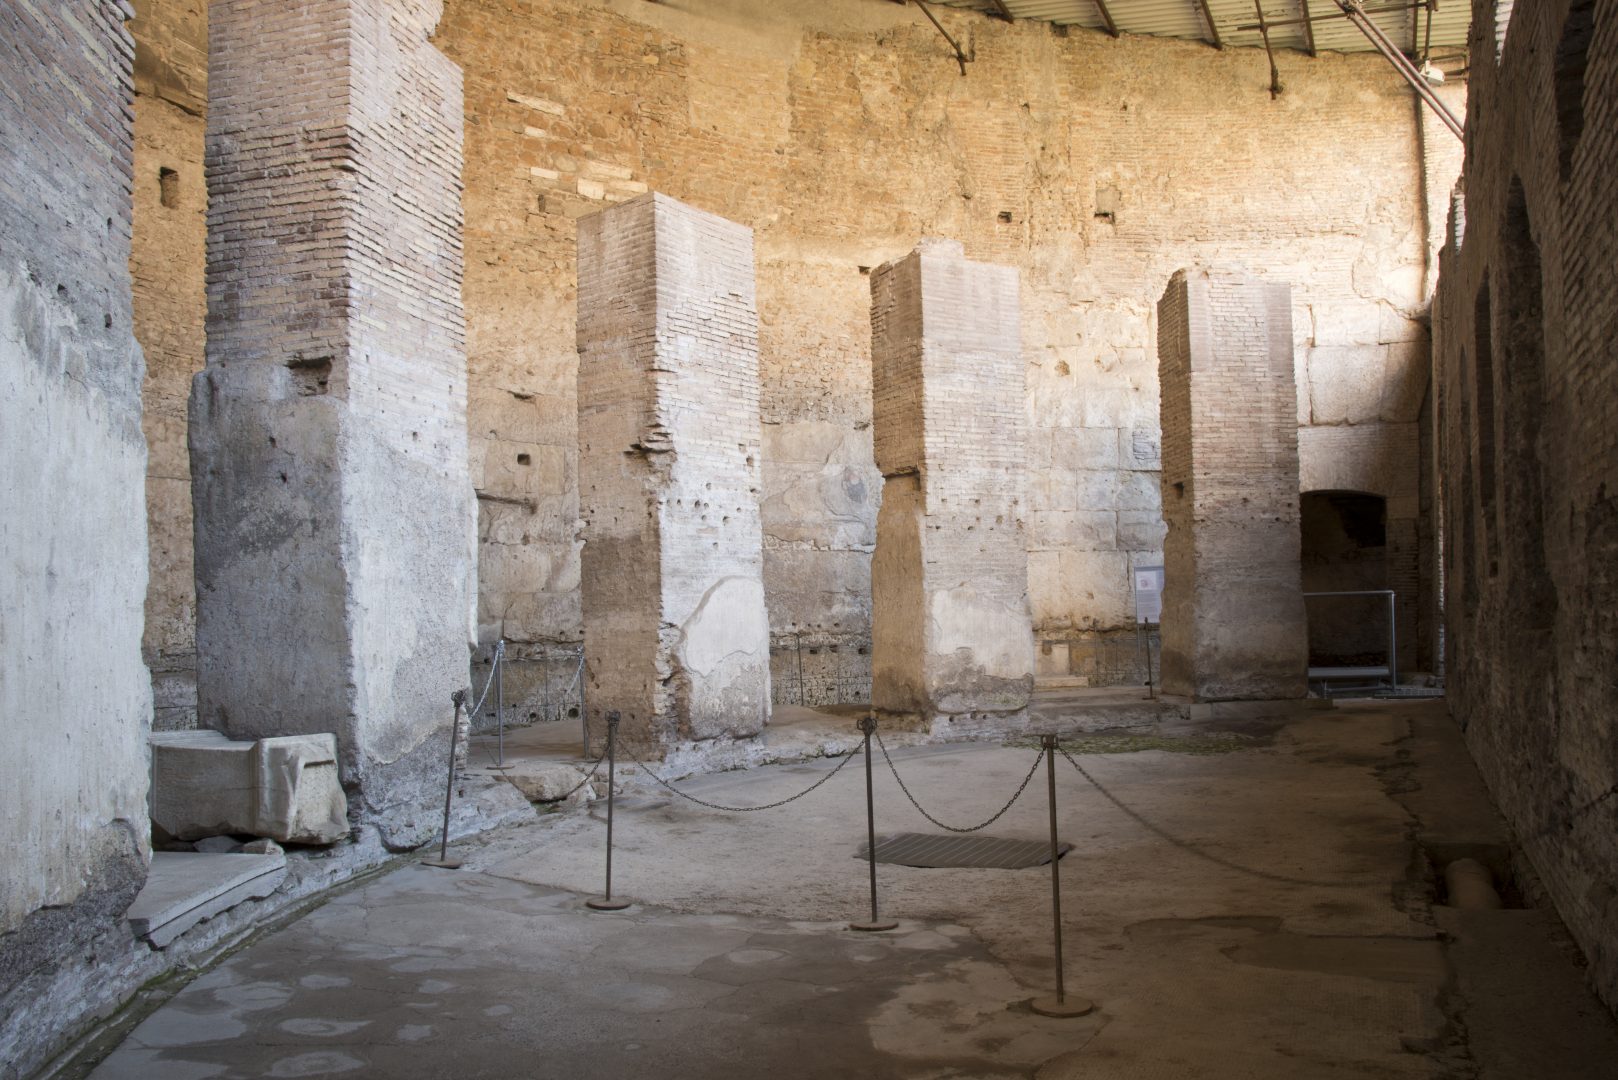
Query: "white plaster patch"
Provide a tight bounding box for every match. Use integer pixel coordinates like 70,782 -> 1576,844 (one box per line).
267,1051 -> 366,1077
277,1018 -> 371,1037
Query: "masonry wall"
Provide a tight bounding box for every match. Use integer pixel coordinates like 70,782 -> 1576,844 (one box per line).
0,1 -> 153,1070
1158,267 -> 1308,701
192,0 -> 475,832
576,193 -> 771,748
130,0 -> 207,730
870,240 -> 1033,727
432,0 -> 1455,676
1433,0 -> 1618,1010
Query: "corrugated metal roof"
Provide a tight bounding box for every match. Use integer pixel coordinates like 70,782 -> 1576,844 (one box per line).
923,0 -> 1472,59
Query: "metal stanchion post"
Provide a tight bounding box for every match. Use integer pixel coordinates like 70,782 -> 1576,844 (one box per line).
850,715 -> 897,932
586,711 -> 631,911
1029,734 -> 1094,1018
423,690 -> 466,870
495,640 -> 505,768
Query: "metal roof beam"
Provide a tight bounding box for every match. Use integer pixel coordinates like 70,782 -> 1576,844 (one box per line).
1299,0 -> 1318,56
1196,0 -> 1224,48
986,0 -> 1015,22
912,0 -> 971,75
1094,1 -> 1119,37
1254,1 -> 1283,96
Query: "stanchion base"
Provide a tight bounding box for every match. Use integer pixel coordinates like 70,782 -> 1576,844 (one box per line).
1029,995 -> 1095,1018
848,920 -> 898,932
420,858 -> 464,870
586,897 -> 631,911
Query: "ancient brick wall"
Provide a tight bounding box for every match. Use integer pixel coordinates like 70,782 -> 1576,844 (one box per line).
130,0 -> 207,730
192,0 -> 474,828
869,240 -> 1033,727
1433,0 -> 1618,1011
432,0 -> 1455,675
0,1 -> 153,1071
576,193 -> 771,748
1158,267 -> 1308,701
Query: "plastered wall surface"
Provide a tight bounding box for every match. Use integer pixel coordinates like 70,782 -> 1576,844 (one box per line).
1433,0 -> 1618,1011
576,193 -> 771,748
192,0 -> 475,831
431,0 -> 1452,666
0,0 -> 153,1067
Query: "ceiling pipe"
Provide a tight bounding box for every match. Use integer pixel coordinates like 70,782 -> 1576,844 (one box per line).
1333,0 -> 1464,140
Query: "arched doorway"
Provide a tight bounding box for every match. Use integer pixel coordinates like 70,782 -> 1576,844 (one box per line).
1301,491 -> 1391,671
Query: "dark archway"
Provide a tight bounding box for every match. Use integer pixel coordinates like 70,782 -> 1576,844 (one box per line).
1301,491 -> 1390,667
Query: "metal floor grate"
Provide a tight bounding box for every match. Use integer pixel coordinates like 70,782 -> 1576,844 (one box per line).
858,832 -> 1072,870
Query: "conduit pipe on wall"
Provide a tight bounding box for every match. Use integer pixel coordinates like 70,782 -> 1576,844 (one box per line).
1334,0 -> 1465,140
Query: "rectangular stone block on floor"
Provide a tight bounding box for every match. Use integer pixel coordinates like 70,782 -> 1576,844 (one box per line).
576,192 -> 771,750
189,0 -> 475,832
1156,266 -> 1308,701
868,239 -> 1035,731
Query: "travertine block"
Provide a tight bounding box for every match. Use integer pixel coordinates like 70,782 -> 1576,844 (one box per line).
576,193 -> 771,749
149,731 -> 349,845
869,240 -> 1034,728
1156,267 -> 1308,701
190,0 -> 474,820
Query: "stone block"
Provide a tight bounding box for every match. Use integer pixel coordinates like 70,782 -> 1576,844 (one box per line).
150,731 -> 349,845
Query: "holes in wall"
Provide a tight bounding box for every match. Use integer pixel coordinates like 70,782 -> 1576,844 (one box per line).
1554,1 -> 1595,185
1473,280 -> 1499,578
159,167 -> 180,209
997,210 -> 1013,223
287,355 -> 332,396
517,453 -> 531,466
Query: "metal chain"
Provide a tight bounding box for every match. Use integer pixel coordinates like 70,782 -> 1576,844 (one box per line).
1055,744 -> 1371,889
620,742 -> 861,812
874,728 -> 1044,834
464,639 -> 506,721
549,750 -> 610,801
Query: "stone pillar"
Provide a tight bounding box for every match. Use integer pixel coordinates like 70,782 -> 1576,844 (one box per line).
869,239 -> 1034,731
576,192 -> 771,750
1156,266 -> 1307,701
191,0 -> 475,829
1,5 -> 151,1061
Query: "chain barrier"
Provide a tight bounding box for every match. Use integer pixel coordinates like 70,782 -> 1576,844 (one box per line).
463,639 -> 506,724
1054,743 -> 1371,889
620,740 -> 862,812
874,728 -> 1044,834
550,750 -> 610,801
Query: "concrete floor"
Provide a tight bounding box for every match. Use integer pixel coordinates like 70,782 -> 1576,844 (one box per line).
86,700 -> 1618,1079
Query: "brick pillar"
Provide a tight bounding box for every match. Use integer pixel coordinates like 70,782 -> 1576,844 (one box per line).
575,193 -> 771,750
869,239 -> 1034,731
1157,266 -> 1307,701
191,0 -> 474,828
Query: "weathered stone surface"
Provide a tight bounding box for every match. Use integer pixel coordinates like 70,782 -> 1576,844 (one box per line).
126,851 -> 287,948
420,1 -> 1459,660
190,0 -> 475,822
149,731 -> 349,845
576,192 -> 771,749
1157,267 -> 1308,701
869,240 -> 1034,728
504,765 -> 593,803
1432,0 -> 1618,1013
0,4 -> 152,1063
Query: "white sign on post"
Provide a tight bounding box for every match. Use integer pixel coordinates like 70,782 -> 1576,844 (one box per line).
1133,565 -> 1164,624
